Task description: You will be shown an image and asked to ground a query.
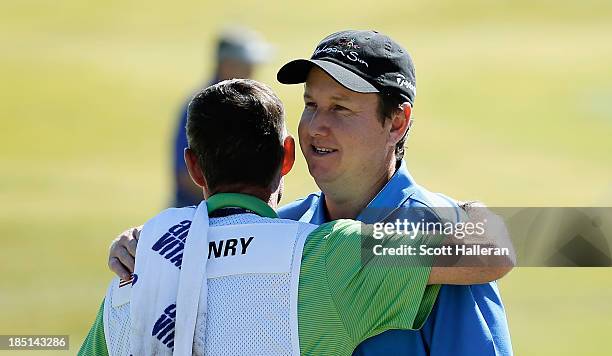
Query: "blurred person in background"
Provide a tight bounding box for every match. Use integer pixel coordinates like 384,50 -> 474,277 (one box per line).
173,26 -> 272,206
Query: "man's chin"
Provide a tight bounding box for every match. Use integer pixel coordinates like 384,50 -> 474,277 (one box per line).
310,169 -> 341,188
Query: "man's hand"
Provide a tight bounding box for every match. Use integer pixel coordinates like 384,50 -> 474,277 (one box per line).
108,226 -> 141,280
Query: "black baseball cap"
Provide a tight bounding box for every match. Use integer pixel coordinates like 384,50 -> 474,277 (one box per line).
277,30 -> 417,105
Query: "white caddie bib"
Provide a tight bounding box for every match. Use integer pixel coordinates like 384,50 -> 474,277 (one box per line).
103,205 -> 317,356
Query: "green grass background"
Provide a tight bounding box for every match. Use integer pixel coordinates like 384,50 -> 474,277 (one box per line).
1,0 -> 611,354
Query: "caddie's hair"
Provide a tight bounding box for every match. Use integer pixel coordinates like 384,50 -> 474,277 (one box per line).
377,93 -> 410,168
186,79 -> 285,192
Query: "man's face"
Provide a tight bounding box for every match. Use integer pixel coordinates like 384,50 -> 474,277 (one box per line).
298,67 -> 395,190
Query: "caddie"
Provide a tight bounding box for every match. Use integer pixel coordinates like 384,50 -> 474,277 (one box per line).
80,79 -> 513,356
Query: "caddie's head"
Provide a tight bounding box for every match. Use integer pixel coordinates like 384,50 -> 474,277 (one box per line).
184,79 -> 295,203
277,30 -> 415,199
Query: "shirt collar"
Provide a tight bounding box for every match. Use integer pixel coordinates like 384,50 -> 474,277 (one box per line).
301,196 -> 328,224
207,193 -> 278,219
356,160 -> 419,223
304,160 -> 418,224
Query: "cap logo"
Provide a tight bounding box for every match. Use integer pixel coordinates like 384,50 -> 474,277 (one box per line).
313,45 -> 369,68
396,74 -> 416,94
337,38 -> 359,49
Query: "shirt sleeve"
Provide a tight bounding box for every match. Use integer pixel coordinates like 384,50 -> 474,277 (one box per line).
78,300 -> 109,356
320,220 -> 441,346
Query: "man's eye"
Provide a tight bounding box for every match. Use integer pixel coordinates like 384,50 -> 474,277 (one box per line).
304,102 -> 317,109
333,105 -> 349,112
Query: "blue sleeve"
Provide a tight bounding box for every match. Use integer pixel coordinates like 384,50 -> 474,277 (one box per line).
421,283 -> 513,355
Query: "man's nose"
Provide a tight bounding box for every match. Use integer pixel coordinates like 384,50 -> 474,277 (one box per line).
308,109 -> 331,137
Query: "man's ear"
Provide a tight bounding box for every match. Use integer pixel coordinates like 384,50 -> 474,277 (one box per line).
389,103 -> 412,145
280,136 -> 295,176
184,148 -> 207,189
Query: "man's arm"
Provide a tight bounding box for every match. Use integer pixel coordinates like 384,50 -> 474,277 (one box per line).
78,300 -> 109,356
428,202 -> 515,285
106,203 -> 514,284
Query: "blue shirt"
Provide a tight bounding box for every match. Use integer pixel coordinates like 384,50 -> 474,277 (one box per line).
278,161 -> 513,356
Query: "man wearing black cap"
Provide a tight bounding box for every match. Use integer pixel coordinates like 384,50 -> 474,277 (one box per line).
276,30 -> 512,356
109,30 -> 512,355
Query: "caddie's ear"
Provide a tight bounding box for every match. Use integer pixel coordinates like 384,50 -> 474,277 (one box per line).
184,148 -> 207,189
389,102 -> 412,146
280,135 -> 295,176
